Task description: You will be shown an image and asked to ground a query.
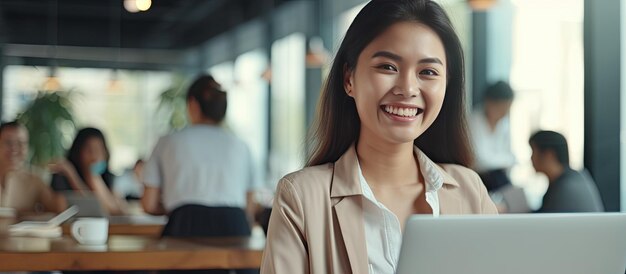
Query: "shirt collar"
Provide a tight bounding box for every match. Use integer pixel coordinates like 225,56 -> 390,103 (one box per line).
331,144 -> 459,198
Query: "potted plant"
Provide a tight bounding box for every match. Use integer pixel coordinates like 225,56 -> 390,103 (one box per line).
158,75 -> 188,131
16,91 -> 75,166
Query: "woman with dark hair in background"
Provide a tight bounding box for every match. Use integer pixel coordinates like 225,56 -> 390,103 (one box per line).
49,127 -> 126,215
261,0 -> 497,273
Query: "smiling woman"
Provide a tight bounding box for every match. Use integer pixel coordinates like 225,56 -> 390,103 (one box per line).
261,0 -> 497,274
345,22 -> 448,149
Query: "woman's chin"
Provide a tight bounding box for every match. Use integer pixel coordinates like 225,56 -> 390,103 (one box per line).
384,132 -> 421,145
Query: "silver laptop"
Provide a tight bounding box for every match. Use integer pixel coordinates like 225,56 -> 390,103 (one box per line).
397,213 -> 626,274
63,192 -> 108,217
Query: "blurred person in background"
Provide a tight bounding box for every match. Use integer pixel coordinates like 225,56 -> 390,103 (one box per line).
469,81 -> 516,192
113,159 -> 144,200
49,127 -> 127,215
142,74 -> 260,236
529,130 -> 604,213
0,121 -> 66,215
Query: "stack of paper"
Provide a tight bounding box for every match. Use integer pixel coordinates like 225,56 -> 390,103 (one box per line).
9,206 -> 78,238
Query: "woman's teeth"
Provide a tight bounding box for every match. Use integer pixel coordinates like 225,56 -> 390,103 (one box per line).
383,105 -> 419,117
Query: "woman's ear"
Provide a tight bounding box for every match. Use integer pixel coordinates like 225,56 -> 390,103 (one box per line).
343,64 -> 354,98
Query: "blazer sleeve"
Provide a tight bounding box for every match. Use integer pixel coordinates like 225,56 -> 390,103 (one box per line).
472,170 -> 499,214
261,177 -> 309,274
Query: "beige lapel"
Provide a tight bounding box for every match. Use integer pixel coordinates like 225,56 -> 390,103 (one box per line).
433,163 -> 463,214
330,145 -> 369,274
414,147 -> 464,214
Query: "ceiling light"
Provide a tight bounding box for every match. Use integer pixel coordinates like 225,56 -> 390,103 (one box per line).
42,67 -> 62,92
124,0 -> 139,13
305,37 -> 330,68
468,0 -> 498,11
107,69 -> 123,93
136,0 -> 152,12
261,66 -> 272,83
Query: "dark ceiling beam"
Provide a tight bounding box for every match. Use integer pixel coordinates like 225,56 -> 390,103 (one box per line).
168,0 -> 247,48
143,0 -> 229,48
5,56 -> 189,71
3,44 -> 188,67
0,1 -> 182,23
0,2 -> 7,44
0,0 -> 292,50
4,16 -> 164,48
1,1 -> 108,17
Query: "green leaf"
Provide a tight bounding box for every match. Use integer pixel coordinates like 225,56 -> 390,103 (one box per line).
18,91 -> 76,166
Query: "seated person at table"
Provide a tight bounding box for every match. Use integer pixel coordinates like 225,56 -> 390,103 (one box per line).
468,81 -> 516,192
113,159 -> 144,200
529,130 -> 604,212
49,127 -> 127,215
0,121 -> 66,214
142,75 -> 259,234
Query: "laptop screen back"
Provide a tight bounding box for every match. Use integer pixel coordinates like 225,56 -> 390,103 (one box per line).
62,192 -> 108,217
397,213 -> 626,274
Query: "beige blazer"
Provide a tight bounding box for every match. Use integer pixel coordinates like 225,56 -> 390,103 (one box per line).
261,145 -> 498,274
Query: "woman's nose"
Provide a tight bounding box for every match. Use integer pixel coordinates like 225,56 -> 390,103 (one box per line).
393,72 -> 420,98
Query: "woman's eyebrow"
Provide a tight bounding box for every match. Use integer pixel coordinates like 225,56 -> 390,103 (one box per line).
418,57 -> 443,65
372,51 -> 443,66
371,51 -> 402,61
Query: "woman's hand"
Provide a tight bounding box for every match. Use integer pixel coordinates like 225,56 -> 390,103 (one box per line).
48,159 -> 87,192
48,159 -> 75,177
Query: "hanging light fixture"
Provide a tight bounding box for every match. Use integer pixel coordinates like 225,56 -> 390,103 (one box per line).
108,69 -> 123,92
42,0 -> 62,92
42,66 -> 62,92
468,0 -> 498,11
136,0 -> 152,12
124,0 -> 151,13
305,37 -> 330,68
261,66 -> 272,83
108,1 -> 123,93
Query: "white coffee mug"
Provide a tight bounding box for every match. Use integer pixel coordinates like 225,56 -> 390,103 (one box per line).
71,218 -> 109,245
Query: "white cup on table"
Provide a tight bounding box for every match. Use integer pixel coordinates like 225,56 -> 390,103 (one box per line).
71,218 -> 108,245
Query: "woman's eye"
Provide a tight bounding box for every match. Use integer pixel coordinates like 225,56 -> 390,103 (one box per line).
420,69 -> 439,76
377,64 -> 397,72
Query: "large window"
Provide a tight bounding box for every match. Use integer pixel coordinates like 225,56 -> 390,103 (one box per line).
509,0 -> 584,208
208,50 -> 269,189
2,66 -> 172,173
269,33 -> 306,185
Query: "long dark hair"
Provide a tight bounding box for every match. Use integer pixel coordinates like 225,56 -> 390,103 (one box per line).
67,127 -> 114,188
307,0 -> 472,167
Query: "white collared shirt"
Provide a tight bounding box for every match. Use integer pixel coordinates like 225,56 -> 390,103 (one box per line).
468,109 -> 516,172
357,149 -> 444,274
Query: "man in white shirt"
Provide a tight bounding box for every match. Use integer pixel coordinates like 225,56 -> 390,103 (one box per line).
469,81 -> 516,192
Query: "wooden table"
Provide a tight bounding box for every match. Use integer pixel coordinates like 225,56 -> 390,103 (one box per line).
61,215 -> 167,236
0,235 -> 265,271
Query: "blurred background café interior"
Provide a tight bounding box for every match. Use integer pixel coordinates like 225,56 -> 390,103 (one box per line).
0,0 -> 624,220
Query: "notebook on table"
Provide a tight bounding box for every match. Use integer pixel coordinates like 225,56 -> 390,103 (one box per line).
10,205 -> 79,237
